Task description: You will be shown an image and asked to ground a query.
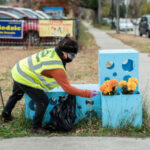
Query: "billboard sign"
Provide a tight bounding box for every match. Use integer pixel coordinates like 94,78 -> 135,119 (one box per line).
0,20 -> 23,39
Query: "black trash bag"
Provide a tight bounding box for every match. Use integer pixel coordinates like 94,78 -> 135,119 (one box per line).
44,94 -> 76,132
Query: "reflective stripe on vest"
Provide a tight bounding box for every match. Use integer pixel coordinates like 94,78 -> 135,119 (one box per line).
28,56 -> 61,89
16,62 -> 47,91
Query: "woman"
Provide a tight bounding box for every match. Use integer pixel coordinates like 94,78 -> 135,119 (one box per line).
1,36 -> 99,133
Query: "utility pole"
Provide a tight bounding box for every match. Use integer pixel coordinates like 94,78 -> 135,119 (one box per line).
116,0 -> 120,34
111,0 -> 115,29
98,0 -> 101,25
27,0 -> 31,8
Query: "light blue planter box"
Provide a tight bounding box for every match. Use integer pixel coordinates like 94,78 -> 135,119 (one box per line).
24,84 -> 101,124
101,93 -> 142,128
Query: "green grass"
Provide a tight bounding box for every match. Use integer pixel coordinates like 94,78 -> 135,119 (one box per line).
0,101 -> 150,138
92,22 -> 112,31
78,23 -> 95,47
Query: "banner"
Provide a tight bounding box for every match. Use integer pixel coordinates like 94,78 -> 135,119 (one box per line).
39,20 -> 74,37
0,20 -> 23,39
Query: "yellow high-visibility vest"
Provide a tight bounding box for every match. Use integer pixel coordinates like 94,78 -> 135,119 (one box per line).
11,48 -> 65,91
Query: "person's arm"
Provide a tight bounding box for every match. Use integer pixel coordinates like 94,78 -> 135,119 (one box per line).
42,69 -> 91,98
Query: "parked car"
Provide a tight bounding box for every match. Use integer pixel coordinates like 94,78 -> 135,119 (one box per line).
0,10 -> 19,20
35,10 -> 52,19
102,17 -> 112,25
0,11 -> 39,45
16,7 -> 44,19
119,19 -> 134,31
0,6 -> 32,19
50,15 -> 68,19
139,15 -> 150,38
130,18 -> 141,26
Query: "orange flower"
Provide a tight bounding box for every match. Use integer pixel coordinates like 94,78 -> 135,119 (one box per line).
128,78 -> 138,86
119,80 -> 127,87
109,79 -> 119,88
99,79 -> 119,95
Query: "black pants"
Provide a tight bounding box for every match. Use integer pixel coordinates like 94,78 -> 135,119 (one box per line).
2,81 -> 49,129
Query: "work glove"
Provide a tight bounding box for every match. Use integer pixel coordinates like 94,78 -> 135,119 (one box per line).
90,90 -> 99,98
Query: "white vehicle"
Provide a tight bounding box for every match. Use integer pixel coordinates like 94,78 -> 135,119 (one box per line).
35,10 -> 52,19
119,19 -> 134,31
16,7 -> 44,19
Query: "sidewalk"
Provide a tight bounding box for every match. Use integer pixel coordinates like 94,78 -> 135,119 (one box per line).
0,137 -> 150,150
0,22 -> 150,150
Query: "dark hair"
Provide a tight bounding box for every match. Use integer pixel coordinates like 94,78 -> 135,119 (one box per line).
57,36 -> 78,54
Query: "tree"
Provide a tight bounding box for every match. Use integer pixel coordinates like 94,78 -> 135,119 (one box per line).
102,4 -> 110,17
82,0 -> 98,10
128,0 -> 146,18
81,0 -> 111,23
140,2 -> 150,16
119,3 -> 126,18
0,0 -> 6,4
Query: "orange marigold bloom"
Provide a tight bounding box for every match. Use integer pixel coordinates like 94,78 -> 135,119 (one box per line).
100,85 -> 105,92
100,79 -> 118,94
109,79 -> 119,88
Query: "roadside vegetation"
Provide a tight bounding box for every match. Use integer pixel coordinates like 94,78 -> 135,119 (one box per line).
0,23 -> 150,138
92,22 -> 112,31
109,33 -> 150,54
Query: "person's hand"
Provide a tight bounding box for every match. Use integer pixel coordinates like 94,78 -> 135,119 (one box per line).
90,90 -> 99,98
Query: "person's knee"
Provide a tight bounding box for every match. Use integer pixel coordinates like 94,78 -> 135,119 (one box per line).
42,99 -> 49,109
16,93 -> 24,100
45,99 -> 49,107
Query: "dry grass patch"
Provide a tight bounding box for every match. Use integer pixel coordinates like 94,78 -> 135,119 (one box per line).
109,33 -> 150,53
0,48 -> 39,107
67,42 -> 99,84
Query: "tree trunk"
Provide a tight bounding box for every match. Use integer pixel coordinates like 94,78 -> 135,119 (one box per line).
98,0 -> 101,25
116,0 -> 120,34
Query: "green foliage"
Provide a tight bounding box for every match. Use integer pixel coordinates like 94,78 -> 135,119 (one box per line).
140,2 -> 150,16
78,23 -> 94,47
120,3 -> 126,18
128,0 -> 146,18
102,5 -> 110,17
82,0 -> 98,10
93,22 -> 111,30
0,0 -> 6,4
82,0 -> 110,15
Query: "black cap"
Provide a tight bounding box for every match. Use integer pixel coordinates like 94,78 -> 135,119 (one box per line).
57,36 -> 78,54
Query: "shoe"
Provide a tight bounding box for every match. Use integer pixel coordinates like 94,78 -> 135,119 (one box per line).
30,127 -> 50,134
0,115 -> 15,122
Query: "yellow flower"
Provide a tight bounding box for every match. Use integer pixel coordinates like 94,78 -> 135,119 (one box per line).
128,78 -> 138,86
127,82 -> 136,91
119,80 -> 127,87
